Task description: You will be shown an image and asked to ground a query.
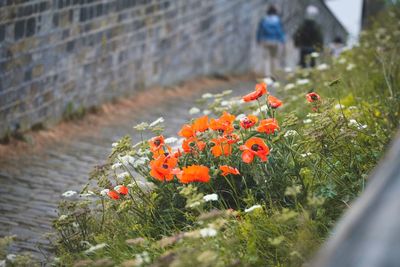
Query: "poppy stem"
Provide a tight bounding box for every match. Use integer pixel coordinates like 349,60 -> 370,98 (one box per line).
257,99 -> 265,119
100,198 -> 105,231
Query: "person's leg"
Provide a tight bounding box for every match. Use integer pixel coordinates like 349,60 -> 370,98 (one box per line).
300,48 -> 307,68
269,44 -> 278,77
263,44 -> 271,77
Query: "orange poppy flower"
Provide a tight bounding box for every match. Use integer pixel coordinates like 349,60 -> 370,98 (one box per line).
242,83 -> 268,102
306,92 -> 321,103
257,118 -> 280,134
150,154 -> 178,181
175,165 -> 210,183
268,95 -> 283,108
178,124 -> 195,138
220,165 -> 240,176
210,112 -> 235,133
107,190 -> 120,200
224,133 -> 240,144
149,135 -> 165,153
115,185 -> 129,195
240,115 -> 258,129
182,137 -> 206,153
192,115 -> 209,133
211,137 -> 232,157
239,137 -> 270,163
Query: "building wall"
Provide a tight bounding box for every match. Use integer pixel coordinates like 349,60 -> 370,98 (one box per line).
0,0 -> 347,137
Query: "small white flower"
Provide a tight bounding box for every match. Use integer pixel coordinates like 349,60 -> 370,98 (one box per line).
311,52 -> 319,58
135,251 -> 150,265
303,119 -> 312,124
119,155 -> 135,165
62,190 -> 77,198
72,222 -> 79,228
245,205 -> 262,213
200,227 -> 218,237
348,119 -> 358,126
203,109 -> 211,115
317,63 -> 329,71
80,191 -> 95,197
6,254 -> 16,262
111,142 -> 118,147
84,243 -> 107,255
260,105 -> 269,112
284,130 -> 298,137
202,93 -> 213,99
189,107 -> 200,115
346,63 -> 356,71
338,58 -> 347,64
348,106 -> 357,110
301,153 -> 312,157
188,201 -> 201,208
149,117 -> 164,127
297,79 -> 310,85
100,189 -> 110,196
117,172 -> 130,179
133,157 -> 148,168
284,83 -> 295,91
263,77 -> 275,86
284,67 -> 293,73
59,215 -> 68,221
358,124 -> 368,130
220,101 -> 229,107
203,193 -> 218,202
165,137 -> 178,144
111,162 -> 122,170
236,114 -> 246,121
334,104 -> 345,109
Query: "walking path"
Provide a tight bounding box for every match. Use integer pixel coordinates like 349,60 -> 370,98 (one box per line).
0,76 -> 256,260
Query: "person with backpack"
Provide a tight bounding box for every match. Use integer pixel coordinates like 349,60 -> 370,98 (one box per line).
257,5 -> 286,78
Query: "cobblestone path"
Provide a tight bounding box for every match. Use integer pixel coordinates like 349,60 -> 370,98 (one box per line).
0,78 -> 255,260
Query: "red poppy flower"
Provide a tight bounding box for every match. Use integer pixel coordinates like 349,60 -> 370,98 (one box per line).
240,115 -> 258,129
242,83 -> 268,102
107,190 -> 120,200
268,95 -> 283,108
150,154 -> 178,181
210,112 -> 236,133
192,115 -> 209,133
239,137 -> 270,163
257,119 -> 280,134
223,133 -> 240,144
178,124 -> 195,138
211,137 -> 232,157
149,136 -> 165,153
182,137 -> 206,153
115,185 -> 129,195
306,92 -> 321,103
175,165 -> 210,183
220,165 -> 240,176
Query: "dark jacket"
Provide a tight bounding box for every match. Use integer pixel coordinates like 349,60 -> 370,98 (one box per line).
294,19 -> 323,48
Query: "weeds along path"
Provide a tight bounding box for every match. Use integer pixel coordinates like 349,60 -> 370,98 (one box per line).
0,75 -> 256,257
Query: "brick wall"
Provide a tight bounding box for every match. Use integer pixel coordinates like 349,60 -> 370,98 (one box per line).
0,0 -> 347,137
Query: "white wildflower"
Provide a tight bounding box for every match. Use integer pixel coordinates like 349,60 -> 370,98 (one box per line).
260,105 -> 269,112
348,106 -> 357,110
135,251 -> 151,265
303,119 -> 312,124
317,63 -> 329,71
311,52 -> 319,58
111,142 -> 118,148
203,193 -> 218,202
296,79 -> 310,85
84,243 -> 107,255
6,254 -> 16,262
263,77 -> 275,86
202,93 -> 213,99
149,117 -> 164,127
284,83 -> 295,91
203,109 -> 211,115
346,63 -> 356,71
119,155 -> 135,165
165,137 -> 178,144
338,57 -> 347,64
189,107 -> 200,115
334,104 -> 345,109
284,67 -> 293,73
111,162 -> 122,170
220,101 -> 229,107
117,172 -> 130,179
301,153 -> 312,157
284,130 -> 298,137
245,205 -> 262,213
62,190 -> 77,198
80,191 -> 96,197
133,157 -> 148,168
200,227 -> 218,237
236,114 -> 246,121
188,201 -> 201,208
59,215 -> 68,221
358,124 -> 368,130
348,119 -> 358,126
100,189 -> 110,196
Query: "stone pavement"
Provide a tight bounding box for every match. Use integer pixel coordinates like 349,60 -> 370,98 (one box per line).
0,77 -> 255,260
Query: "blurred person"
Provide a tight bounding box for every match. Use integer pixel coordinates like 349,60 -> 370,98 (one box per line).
330,36 -> 345,58
294,5 -> 323,68
257,5 -> 286,78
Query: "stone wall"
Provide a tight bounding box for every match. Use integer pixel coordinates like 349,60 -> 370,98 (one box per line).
0,0 -> 347,137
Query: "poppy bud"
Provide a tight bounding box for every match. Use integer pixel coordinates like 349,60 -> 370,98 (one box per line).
234,124 -> 240,130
